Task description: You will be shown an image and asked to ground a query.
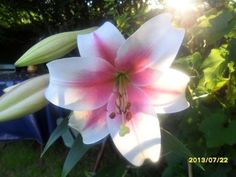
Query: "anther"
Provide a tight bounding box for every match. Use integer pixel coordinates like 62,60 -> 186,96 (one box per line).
126,102 -> 131,110
126,112 -> 132,121
109,112 -> 116,119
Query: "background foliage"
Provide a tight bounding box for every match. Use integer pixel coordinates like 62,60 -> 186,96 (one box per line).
0,0 -> 236,176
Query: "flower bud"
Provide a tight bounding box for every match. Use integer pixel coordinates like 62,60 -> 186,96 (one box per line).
3,83 -> 20,93
15,27 -> 97,67
0,74 -> 49,122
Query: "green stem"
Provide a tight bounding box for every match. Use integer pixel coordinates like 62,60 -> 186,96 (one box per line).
91,139 -> 107,176
188,162 -> 193,177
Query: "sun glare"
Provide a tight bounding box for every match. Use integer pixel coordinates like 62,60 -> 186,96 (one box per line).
165,0 -> 196,12
146,0 -> 164,10
147,0 -> 197,14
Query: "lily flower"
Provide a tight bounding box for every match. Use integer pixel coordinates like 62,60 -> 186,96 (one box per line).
45,13 -> 190,166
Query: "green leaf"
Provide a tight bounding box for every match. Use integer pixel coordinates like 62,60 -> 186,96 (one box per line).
41,117 -> 69,157
227,76 -> 236,106
200,110 -> 236,147
226,62 -> 236,106
56,118 -> 78,148
61,136 -> 91,177
194,10 -> 235,45
201,49 -> 225,69
161,128 -> 204,170
201,165 -> 231,177
228,38 -> 236,61
15,27 -> 97,67
174,52 -> 203,73
198,49 -> 228,92
161,161 -> 186,177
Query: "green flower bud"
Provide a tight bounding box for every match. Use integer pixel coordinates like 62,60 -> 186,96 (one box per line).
3,83 -> 20,93
15,27 -> 97,67
0,74 -> 49,122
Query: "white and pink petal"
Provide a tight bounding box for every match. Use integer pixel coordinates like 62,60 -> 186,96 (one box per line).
69,106 -> 109,144
106,86 -> 161,166
77,22 -> 125,65
154,94 -> 189,114
130,68 -> 162,87
115,13 -> 184,72
107,112 -> 161,166
45,57 -> 114,111
142,69 -> 189,107
150,26 -> 185,70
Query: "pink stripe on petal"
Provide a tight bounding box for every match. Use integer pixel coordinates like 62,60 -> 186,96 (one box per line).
116,47 -> 152,73
57,70 -> 114,88
69,106 -> 109,144
141,69 -> 189,107
106,93 -> 117,113
131,68 -> 162,86
115,14 -> 172,72
77,22 -> 125,65
82,106 -> 107,130
127,85 -> 154,115
45,78 -> 114,111
93,33 -> 116,65
46,57 -> 116,111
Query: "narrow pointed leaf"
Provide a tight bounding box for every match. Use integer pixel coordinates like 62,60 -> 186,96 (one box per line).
41,117 -> 69,157
57,117 -> 78,148
161,128 -> 205,170
15,27 -> 97,67
61,136 -> 91,177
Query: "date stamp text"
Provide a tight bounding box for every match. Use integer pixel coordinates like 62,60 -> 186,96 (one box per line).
188,157 -> 228,163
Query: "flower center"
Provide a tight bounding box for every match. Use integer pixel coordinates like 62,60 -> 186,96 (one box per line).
109,72 -> 132,137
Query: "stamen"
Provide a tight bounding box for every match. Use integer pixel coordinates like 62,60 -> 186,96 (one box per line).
126,102 -> 131,110
116,107 -> 121,114
115,96 -> 120,107
126,112 -> 132,121
109,112 -> 116,119
114,72 -> 132,137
